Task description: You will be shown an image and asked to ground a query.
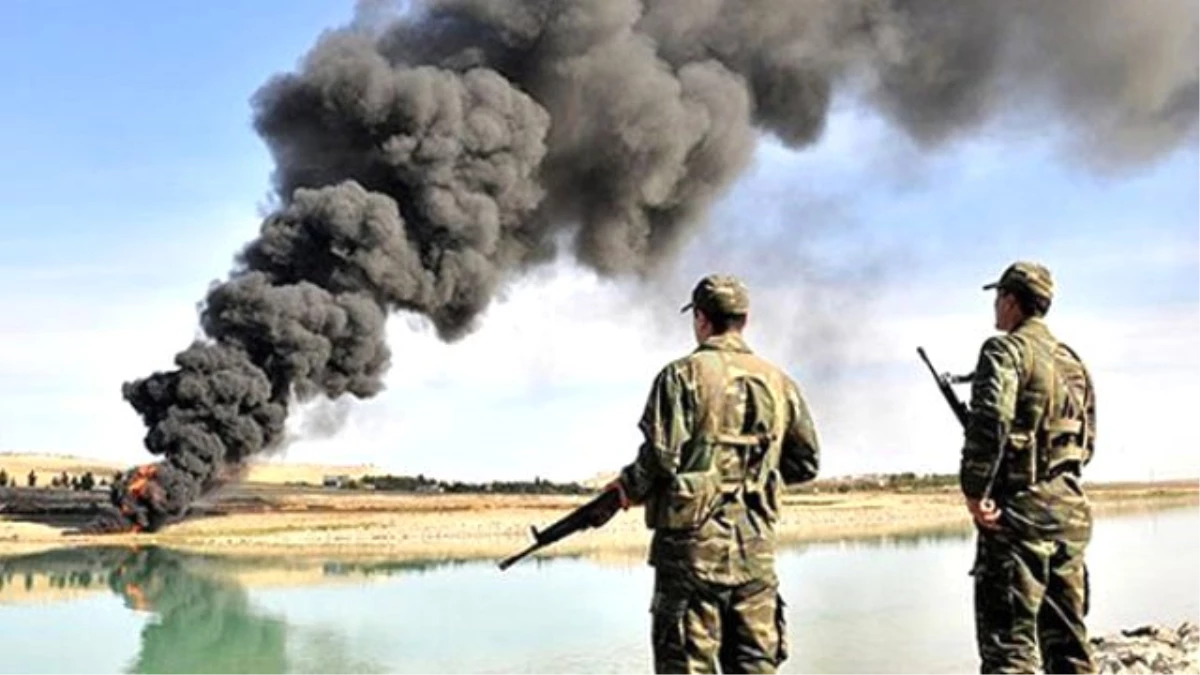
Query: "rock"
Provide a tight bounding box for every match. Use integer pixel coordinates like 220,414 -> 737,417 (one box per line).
1094,621 -> 1199,674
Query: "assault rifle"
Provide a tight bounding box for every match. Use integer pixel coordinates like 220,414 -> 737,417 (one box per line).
498,488 -> 623,571
916,347 -> 1004,504
916,347 -> 971,427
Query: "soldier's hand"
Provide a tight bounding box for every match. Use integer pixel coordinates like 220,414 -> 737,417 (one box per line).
966,497 -> 1002,530
588,481 -> 629,528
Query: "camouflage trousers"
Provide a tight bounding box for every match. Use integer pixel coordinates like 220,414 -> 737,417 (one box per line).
972,529 -> 1096,674
649,569 -> 788,674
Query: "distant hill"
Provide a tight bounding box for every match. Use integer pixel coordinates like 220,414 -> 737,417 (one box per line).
0,452 -> 380,486
0,453 -> 124,482
242,461 -> 382,485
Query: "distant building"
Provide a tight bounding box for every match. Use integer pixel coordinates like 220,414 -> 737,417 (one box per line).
322,475 -> 351,489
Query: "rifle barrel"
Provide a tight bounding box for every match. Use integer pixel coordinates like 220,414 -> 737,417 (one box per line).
498,541 -> 542,571
916,347 -> 936,374
497,489 -> 622,572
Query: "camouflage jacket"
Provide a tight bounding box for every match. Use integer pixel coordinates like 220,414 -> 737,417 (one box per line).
619,333 -> 820,585
960,318 -> 1095,537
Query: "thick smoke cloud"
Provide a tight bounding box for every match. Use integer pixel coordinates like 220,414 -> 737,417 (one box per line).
107,0 -> 1197,530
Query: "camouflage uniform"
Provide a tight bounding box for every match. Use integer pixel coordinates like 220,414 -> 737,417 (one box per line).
619,275 -> 821,674
963,262 -> 1097,674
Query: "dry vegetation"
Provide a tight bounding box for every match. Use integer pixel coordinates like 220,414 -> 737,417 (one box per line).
1,453 -> 1195,563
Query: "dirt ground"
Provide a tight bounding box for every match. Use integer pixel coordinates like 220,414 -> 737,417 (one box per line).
1,479 -> 1194,563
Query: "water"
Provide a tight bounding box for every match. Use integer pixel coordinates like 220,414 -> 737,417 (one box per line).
0,507 -> 1194,674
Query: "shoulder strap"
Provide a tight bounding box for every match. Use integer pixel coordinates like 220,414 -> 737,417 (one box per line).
690,351 -> 728,438
1056,341 -> 1095,457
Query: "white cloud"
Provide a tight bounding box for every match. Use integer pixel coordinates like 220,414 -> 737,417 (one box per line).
0,205 -> 261,461
805,302 -> 1200,481
277,267 -> 1199,484
0,291 -> 201,460
280,261 -> 683,480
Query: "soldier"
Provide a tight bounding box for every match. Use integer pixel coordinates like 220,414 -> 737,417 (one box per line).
591,274 -> 820,674
27,470 -> 37,488
962,262 -> 1096,674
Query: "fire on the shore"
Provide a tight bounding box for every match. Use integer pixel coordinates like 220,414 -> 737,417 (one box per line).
119,465 -> 159,534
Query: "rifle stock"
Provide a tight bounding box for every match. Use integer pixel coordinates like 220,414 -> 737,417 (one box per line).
498,488 -> 622,571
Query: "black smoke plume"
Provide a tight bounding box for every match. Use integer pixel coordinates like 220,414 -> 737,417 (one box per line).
105,0 -> 1197,531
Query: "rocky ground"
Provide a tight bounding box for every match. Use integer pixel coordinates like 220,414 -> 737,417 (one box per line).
1095,622 -> 1198,674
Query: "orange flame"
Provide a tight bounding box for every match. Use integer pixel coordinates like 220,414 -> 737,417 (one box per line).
118,464 -> 159,532
128,464 -> 157,495
125,583 -> 149,611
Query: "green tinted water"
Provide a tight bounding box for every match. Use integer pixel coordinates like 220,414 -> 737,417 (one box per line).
0,507 -> 1194,673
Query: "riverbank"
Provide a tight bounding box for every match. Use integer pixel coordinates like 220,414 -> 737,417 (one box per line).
1,480 -> 1194,561
1095,622 -> 1198,674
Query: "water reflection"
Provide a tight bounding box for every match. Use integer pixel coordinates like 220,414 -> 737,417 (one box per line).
113,548 -> 287,673
0,547 -> 383,674
783,523 -> 973,554
321,557 -> 478,578
0,547 -> 122,599
0,507 -> 1193,674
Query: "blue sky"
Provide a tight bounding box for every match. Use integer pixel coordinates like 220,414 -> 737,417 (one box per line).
0,2 -> 1196,483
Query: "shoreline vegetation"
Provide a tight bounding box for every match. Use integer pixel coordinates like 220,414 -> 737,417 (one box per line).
0,452 -> 1194,562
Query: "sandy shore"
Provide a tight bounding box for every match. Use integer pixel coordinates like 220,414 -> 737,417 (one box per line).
1,482 -> 1195,562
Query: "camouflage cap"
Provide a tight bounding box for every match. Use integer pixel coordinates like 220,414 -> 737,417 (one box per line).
982,261 -> 1054,301
680,274 -> 750,316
